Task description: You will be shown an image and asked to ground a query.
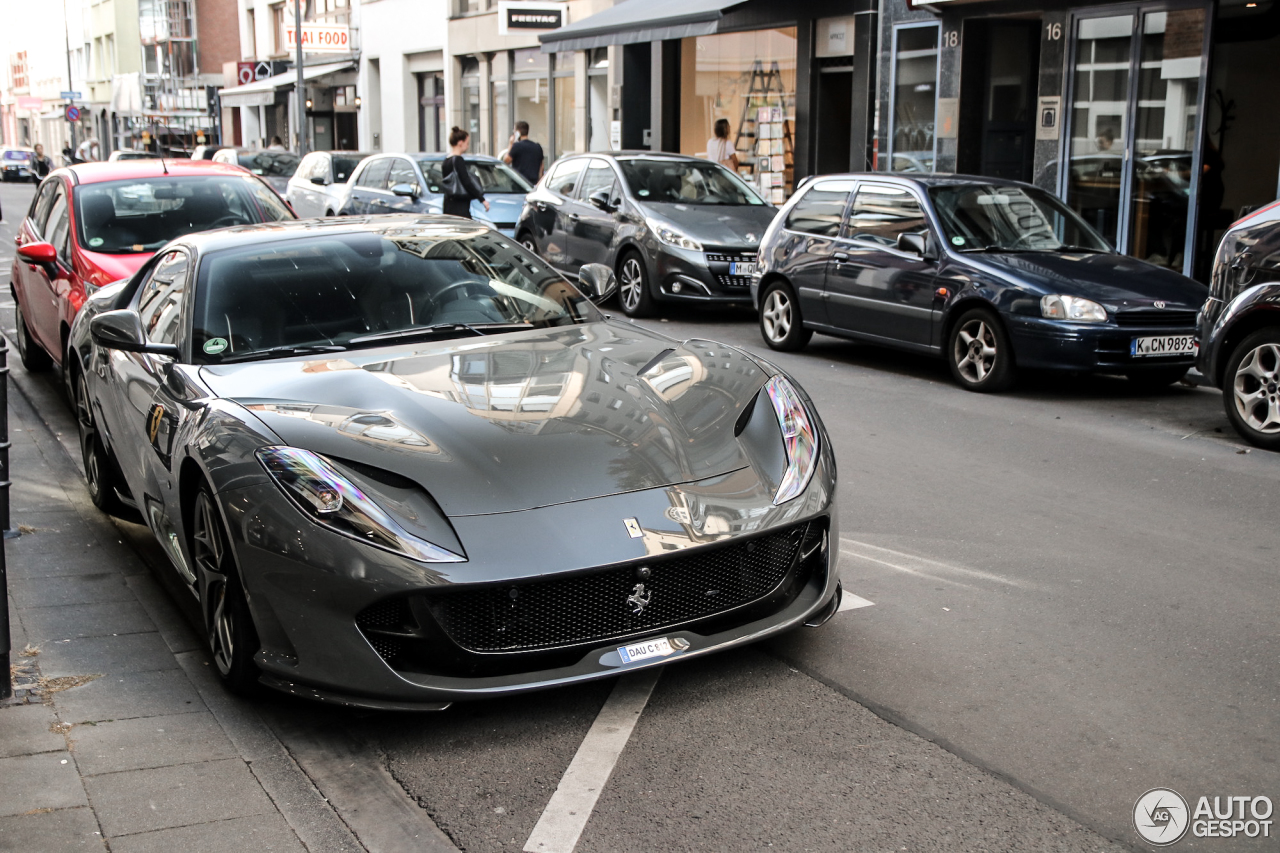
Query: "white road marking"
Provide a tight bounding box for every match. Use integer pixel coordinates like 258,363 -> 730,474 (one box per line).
523,668 -> 661,853
837,591 -> 875,612
839,538 -> 1029,589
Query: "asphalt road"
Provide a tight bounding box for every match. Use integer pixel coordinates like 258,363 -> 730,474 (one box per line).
2,177 -> 1274,853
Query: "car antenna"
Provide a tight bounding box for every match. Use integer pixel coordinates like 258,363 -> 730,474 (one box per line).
160,157 -> 169,175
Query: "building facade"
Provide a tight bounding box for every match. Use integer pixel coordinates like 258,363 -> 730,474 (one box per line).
356,0 -> 448,153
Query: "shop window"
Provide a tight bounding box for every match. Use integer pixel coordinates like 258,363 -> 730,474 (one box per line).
553,52 -> 576,159
588,48 -> 609,152
513,78 -> 549,151
677,28 -> 797,203
890,23 -> 940,174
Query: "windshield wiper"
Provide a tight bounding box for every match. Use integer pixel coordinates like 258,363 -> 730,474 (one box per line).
218,344 -> 348,364
1050,245 -> 1110,254
347,322 -> 531,347
961,245 -> 1039,254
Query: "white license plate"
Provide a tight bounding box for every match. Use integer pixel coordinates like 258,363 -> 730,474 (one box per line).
617,637 -> 673,664
729,262 -> 757,276
1131,334 -> 1196,357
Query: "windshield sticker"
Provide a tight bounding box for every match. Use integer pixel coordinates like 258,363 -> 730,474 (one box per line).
88,237 -> 104,247
203,337 -> 229,355
951,236 -> 966,246
637,189 -> 650,197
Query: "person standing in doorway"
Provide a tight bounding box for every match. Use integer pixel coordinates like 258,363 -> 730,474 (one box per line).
442,127 -> 489,220
504,121 -> 544,186
707,119 -> 739,171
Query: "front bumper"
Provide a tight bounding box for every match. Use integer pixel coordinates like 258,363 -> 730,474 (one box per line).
1006,315 -> 1197,373
649,244 -> 756,306
221,452 -> 838,708
1195,296 -> 1227,385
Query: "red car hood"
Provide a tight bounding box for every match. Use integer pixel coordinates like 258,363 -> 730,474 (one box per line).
79,251 -> 150,288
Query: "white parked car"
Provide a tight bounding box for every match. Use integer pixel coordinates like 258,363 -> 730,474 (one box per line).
285,150 -> 372,217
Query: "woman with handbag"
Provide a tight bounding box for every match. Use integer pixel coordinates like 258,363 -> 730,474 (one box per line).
441,127 -> 490,220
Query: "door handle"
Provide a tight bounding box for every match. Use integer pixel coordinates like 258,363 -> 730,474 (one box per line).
568,213 -> 580,222
833,252 -> 849,261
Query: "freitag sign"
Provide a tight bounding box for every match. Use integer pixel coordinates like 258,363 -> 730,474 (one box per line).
497,1 -> 567,35
285,23 -> 351,54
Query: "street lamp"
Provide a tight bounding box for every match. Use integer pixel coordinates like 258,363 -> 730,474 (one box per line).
294,0 -> 307,156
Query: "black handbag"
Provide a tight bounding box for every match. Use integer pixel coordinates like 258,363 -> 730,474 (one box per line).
441,157 -> 467,197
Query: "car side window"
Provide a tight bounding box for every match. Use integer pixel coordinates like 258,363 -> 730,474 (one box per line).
546,159 -> 586,198
359,159 -> 391,189
137,250 -> 190,345
786,181 -> 855,237
31,180 -> 62,237
45,188 -> 71,263
386,158 -> 418,192
846,185 -> 928,247
576,161 -> 617,202
316,156 -> 333,183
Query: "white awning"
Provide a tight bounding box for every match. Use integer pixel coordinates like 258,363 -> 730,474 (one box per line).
218,61 -> 355,108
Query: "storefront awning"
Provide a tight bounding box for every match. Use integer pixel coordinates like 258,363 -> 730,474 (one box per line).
219,61 -> 354,108
538,0 -> 747,52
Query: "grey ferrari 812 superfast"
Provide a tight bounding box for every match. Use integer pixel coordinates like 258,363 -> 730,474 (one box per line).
67,215 -> 839,709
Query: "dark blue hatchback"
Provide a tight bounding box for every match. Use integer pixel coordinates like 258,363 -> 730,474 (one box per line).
752,174 -> 1208,391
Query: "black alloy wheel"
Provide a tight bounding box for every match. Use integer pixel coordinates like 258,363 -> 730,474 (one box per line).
190,487 -> 261,695
72,368 -> 132,518
617,251 -> 653,318
1223,327 -> 1280,451
518,233 -> 540,257
15,301 -> 52,372
947,308 -> 1015,392
759,281 -> 813,352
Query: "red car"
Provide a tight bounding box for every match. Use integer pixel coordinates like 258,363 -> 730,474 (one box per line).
12,160 -> 294,371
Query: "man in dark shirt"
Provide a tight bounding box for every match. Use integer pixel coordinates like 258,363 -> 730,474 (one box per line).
504,121 -> 544,186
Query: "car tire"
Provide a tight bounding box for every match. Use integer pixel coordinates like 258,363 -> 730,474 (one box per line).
15,300 -> 52,372
1125,366 -> 1188,390
1222,326 -> 1280,451
518,233 -> 540,257
72,367 -> 134,518
759,281 -> 812,352
190,487 -> 261,695
617,251 -> 654,318
947,307 -> 1015,392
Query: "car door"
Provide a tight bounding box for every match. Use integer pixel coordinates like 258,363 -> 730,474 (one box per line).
534,158 -> 587,271
349,159 -> 391,215
776,179 -> 856,328
13,179 -> 62,350
290,153 -> 326,217
824,182 -> 939,348
24,180 -> 71,356
568,159 -> 622,269
382,157 -> 423,214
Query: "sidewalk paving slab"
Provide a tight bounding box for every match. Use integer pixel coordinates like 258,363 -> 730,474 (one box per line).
0,806 -> 106,851
108,813 -> 307,853
7,573 -> 134,608
70,711 -> 239,776
0,752 -> 90,816
39,632 -> 181,678
21,600 -> 156,642
53,669 -> 204,724
0,703 -> 66,758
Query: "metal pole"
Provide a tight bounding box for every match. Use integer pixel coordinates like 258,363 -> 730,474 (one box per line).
0,336 -> 15,701
62,0 -> 78,156
295,0 -> 308,156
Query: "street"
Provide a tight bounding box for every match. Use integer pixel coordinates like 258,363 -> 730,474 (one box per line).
1,176 -> 1277,852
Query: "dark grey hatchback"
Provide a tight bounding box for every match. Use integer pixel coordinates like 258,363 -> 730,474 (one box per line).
752,174 -> 1208,392
515,152 -> 778,317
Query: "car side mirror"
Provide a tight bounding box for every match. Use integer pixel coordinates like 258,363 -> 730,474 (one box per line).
588,189 -> 614,212
898,231 -> 937,261
89,309 -> 180,357
391,183 -> 419,198
577,263 -> 619,305
17,241 -> 59,274
310,175 -> 327,186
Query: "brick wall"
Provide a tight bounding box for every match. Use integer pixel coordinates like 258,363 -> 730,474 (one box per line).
197,0 -> 241,71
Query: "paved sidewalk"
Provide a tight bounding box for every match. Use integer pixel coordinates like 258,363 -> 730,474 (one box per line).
0,372 -> 365,852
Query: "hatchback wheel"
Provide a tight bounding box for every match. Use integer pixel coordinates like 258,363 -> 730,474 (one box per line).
191,487 -> 261,694
15,301 -> 51,372
1223,327 -> 1280,451
759,281 -> 812,352
72,368 -> 133,518
519,234 -> 539,256
617,252 -> 654,317
948,308 -> 1015,392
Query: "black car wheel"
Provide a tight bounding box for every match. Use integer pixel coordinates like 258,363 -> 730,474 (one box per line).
15,300 -> 52,372
759,281 -> 812,352
72,367 -> 132,518
618,251 -> 654,318
191,487 -> 261,695
1125,366 -> 1189,390
948,308 -> 1015,392
1224,327 -> 1280,451
518,233 -> 540,257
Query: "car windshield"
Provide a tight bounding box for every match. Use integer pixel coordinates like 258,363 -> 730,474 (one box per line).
75,176 -> 294,255
4,150 -> 29,161
617,159 -> 765,205
928,184 -> 1112,253
236,151 -> 301,178
191,226 -> 598,362
419,160 -> 532,194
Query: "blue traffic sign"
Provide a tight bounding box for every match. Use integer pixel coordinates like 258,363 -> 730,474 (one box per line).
59,90 -> 82,100
64,105 -> 80,122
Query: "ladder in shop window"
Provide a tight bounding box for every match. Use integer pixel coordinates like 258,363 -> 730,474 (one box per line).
732,59 -> 794,202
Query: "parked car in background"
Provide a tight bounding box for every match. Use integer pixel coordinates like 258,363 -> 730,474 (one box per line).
108,149 -> 162,161
337,152 -> 531,237
10,160 -> 295,373
211,147 -> 301,194
2,147 -> 36,182
515,152 -> 778,318
66,213 -> 839,703
1197,200 -> 1280,450
190,145 -> 226,161
285,150 -> 372,217
753,174 -> 1207,392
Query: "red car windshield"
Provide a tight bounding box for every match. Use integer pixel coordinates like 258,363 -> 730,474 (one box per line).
74,175 -> 293,255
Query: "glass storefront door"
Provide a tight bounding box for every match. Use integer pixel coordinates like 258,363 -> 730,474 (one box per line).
1064,4 -> 1207,274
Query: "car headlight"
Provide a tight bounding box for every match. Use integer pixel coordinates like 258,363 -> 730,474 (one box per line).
763,375 -> 819,504
645,217 -> 703,252
256,447 -> 464,563
1040,294 -> 1108,322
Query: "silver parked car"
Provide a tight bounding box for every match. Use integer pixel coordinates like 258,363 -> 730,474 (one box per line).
285,150 -> 372,217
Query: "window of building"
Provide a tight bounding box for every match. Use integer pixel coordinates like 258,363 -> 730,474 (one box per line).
678,28 -> 798,203
889,23 -> 940,175
460,57 -> 481,145
245,9 -> 256,59
418,73 -> 445,152
588,48 -> 609,152
271,3 -> 287,56
553,53 -> 576,159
